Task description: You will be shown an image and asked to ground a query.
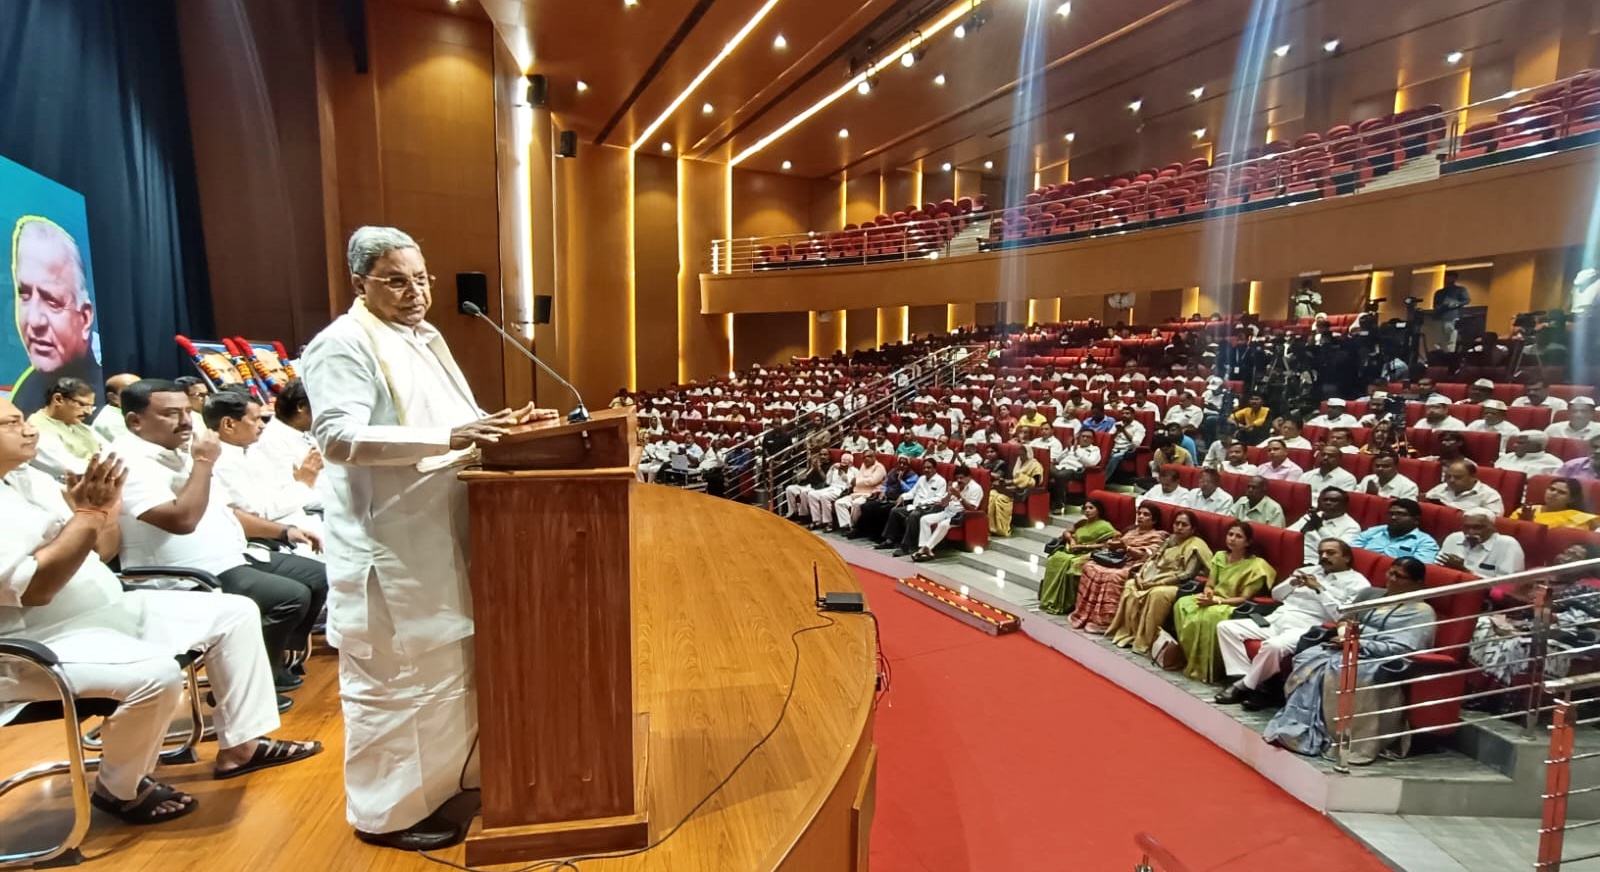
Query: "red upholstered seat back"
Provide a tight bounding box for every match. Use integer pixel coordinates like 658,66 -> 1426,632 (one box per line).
1398,458 -> 1443,492
1459,431 -> 1503,466
1190,510 -> 1232,546
1091,490 -> 1137,530
1253,525 -> 1306,576
1476,467 -> 1526,515
1346,492 -> 1393,530
1265,479 -> 1311,524
1174,465 -> 1201,489
1419,502 -> 1464,540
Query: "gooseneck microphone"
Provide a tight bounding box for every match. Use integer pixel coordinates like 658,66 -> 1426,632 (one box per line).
460,301 -> 590,423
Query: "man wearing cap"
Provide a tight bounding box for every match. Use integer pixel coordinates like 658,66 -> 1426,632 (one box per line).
1513,380 -> 1568,412
1356,451 -> 1420,499
1547,396 -> 1600,441
1464,379 -> 1495,404
1016,401 -> 1049,432
1439,509 -> 1525,578
1557,436 -> 1600,481
1413,399 -> 1466,431
1425,459 -> 1505,515
1307,398 -> 1359,429
1496,432 -> 1564,477
1468,399 -> 1519,451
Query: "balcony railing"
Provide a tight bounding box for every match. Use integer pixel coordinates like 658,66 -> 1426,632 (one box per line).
708,68 -> 1600,276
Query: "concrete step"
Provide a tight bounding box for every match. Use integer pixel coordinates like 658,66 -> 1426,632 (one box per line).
950,547 -> 1047,593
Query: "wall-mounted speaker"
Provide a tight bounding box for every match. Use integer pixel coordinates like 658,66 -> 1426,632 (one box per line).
526,73 -> 548,108
534,294 -> 554,325
557,130 -> 578,159
456,272 -> 489,315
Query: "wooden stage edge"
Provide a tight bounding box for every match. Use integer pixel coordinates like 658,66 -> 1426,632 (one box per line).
0,486 -> 878,872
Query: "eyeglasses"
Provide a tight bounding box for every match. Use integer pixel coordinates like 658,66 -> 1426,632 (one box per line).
363,273 -> 435,293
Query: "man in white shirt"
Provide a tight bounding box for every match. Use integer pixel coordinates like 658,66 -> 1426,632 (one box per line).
1138,467 -> 1190,509
803,454 -> 857,530
957,441 -> 986,469
1513,380 -> 1568,412
1028,428 -> 1064,466
1548,397 -> 1600,441
1468,399 -> 1519,451
1164,392 -> 1203,431
1300,445 -> 1358,498
1307,398 -> 1359,429
1425,459 -> 1506,516
1323,427 -> 1361,455
1258,438 -> 1304,482
1214,539 -> 1370,708
1287,487 -> 1362,566
0,402 -> 319,824
114,380 -> 327,694
840,431 -> 871,455
1277,417 -> 1313,450
1439,509 -> 1526,578
1465,378 -> 1497,405
1049,430 -> 1102,513
1413,399 -> 1466,431
1496,431 -> 1564,477
255,379 -> 322,512
90,372 -> 140,443
26,376 -> 108,481
1358,391 -> 1398,428
879,458 -> 948,556
1106,406 -> 1146,481
204,390 -> 323,550
911,466 -> 984,561
1357,451 -> 1419,499
911,417 -> 946,440
1408,377 -> 1453,407
1232,475 -> 1287,527
927,435 -> 957,463
1218,440 -> 1258,476
1185,467 -> 1235,514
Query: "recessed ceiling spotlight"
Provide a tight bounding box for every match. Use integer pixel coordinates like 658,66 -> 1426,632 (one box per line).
660,142 -> 672,152
1273,44 -> 1291,58
933,73 -> 946,86
623,0 -> 638,7
781,160 -> 793,170
838,128 -> 849,138
1064,131 -> 1076,142
954,23 -> 966,39
983,160 -> 994,170
1190,86 -> 1204,100
857,79 -> 872,95
773,34 -> 787,50
1127,98 -> 1142,112
1323,38 -> 1340,53
1446,50 -> 1464,64
701,102 -> 713,114
576,80 -> 590,92
901,51 -> 916,68
941,162 -> 952,172
1193,127 -> 1207,139
1055,2 -> 1071,17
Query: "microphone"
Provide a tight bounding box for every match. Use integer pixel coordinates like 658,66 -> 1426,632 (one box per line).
459,301 -> 590,423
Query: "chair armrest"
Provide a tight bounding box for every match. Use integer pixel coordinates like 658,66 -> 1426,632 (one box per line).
119,566 -> 222,592
1407,651 -> 1461,670
0,637 -> 60,666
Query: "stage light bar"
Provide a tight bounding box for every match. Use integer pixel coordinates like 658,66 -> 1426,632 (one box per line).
632,0 -> 782,152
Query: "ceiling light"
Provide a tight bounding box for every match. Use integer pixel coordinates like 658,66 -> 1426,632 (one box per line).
983,160 -> 994,170
1193,127 -> 1207,139
773,34 -> 787,49
1273,44 -> 1290,57
1128,98 -> 1142,112
934,73 -> 946,86
1323,38 -> 1340,53
857,79 -> 872,95
623,0 -> 638,6
1190,86 -> 1204,100
1064,132 -> 1075,142
781,160 -> 793,170
631,0 -> 783,152
838,128 -> 849,138
576,80 -> 589,92
901,52 -> 916,68
954,23 -> 966,39
701,102 -> 714,114
1055,2 -> 1071,17
1446,50 -> 1464,64
941,162 -> 952,172
660,142 -> 672,152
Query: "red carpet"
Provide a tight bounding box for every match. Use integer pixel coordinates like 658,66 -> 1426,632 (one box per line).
856,568 -> 1389,872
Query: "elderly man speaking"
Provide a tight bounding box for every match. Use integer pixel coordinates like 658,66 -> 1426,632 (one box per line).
301,227 -> 555,850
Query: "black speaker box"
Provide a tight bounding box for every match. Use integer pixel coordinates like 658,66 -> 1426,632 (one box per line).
456,272 -> 489,315
534,294 -> 554,324
527,73 -> 548,108
557,130 -> 578,159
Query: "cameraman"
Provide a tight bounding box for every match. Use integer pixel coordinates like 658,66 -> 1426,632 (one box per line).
1428,271 -> 1470,352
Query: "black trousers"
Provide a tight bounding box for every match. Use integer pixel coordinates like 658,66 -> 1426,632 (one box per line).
1049,469 -> 1084,509
218,551 -> 329,678
882,505 -> 936,551
854,499 -> 895,539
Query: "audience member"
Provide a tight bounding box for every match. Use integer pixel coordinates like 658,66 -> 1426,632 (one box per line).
1467,399 -> 1517,450
988,440 -> 1043,537
1288,488 -> 1361,566
1438,508 -> 1525,577
851,456 -> 917,540
1105,406 -> 1146,481
1496,431 -> 1564,477
1425,460 -> 1505,515
803,453 -> 857,531
1549,396 -> 1600,441
1277,417 -> 1312,449
91,372 -> 140,442
1301,445 -> 1358,498
1232,475 -> 1286,527
1413,399 -> 1466,431
1048,430 -> 1101,513
1069,504 -> 1168,633
1324,427 -> 1360,455
1230,394 -> 1271,444
27,376 -> 106,480
1257,438 -> 1304,482
1138,467 -> 1190,509
205,390 -> 323,554
1362,418 -> 1413,458
911,466 -> 983,561
1357,452 -> 1419,499
879,459 -> 947,555
1218,441 -> 1257,476
1557,436 -> 1600,480
1307,398 -> 1358,428
1105,510 -> 1213,654
833,454 -> 886,530
1351,499 -> 1440,562
1037,499 -> 1118,616
1185,467 -> 1235,513
255,379 -> 321,512
1513,380 -> 1568,411
1173,521 -> 1276,683
1517,477 -> 1598,530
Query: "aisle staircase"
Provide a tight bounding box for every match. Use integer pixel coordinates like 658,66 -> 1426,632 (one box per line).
1357,149 -> 1446,194
943,218 -> 992,259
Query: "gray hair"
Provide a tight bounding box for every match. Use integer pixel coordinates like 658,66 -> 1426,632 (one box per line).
15,218 -> 89,307
1519,430 -> 1548,450
346,226 -> 418,275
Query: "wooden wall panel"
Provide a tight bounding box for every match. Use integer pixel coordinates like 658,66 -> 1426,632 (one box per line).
560,144 -> 634,402
678,158 -> 731,382
921,170 -> 955,205
882,171 -> 916,214
907,305 -> 945,339
733,312 -> 809,368
844,172 -> 880,225
844,308 -> 877,352
634,153 -> 679,391
732,167 -> 814,240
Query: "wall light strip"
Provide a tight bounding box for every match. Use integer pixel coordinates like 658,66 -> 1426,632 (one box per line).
633,0 -> 784,152
729,0 -> 981,165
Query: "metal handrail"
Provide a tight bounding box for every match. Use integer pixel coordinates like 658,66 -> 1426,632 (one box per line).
1339,558 -> 1600,616
709,68 -> 1600,273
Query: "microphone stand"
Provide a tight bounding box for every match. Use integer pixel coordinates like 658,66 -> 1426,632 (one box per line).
460,301 -> 590,423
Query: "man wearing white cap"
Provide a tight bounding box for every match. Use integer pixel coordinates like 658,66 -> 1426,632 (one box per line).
1438,509 -> 1524,578
1495,431 -> 1564,477
1466,378 -> 1497,405
1307,398 -> 1359,429
1425,460 -> 1505,515
1413,399 -> 1466,431
1467,399 -> 1519,451
1547,397 -> 1600,441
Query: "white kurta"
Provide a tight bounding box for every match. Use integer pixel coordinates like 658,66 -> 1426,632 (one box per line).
300,308 -> 485,833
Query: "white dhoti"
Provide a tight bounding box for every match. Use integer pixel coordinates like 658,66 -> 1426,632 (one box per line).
803,485 -> 846,522
917,507 -> 962,549
3,590 -> 279,799
637,461 -> 663,483
835,494 -> 870,528
784,484 -> 811,517
1217,614 -> 1318,689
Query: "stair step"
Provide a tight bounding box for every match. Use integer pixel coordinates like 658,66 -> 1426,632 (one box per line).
950,549 -> 1048,593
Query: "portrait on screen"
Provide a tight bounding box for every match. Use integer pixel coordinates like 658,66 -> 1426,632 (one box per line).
0,155 -> 103,413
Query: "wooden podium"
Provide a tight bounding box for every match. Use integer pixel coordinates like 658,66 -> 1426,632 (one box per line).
459,407 -> 647,864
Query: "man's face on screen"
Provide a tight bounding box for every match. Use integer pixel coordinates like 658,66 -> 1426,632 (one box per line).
15,232 -> 93,373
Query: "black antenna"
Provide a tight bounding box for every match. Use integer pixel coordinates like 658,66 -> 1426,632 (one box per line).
813,563 -> 822,607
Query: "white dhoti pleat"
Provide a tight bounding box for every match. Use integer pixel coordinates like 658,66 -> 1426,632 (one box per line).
918,508 -> 960,549
783,484 -> 810,517
1218,615 -> 1317,688
804,486 -> 845,521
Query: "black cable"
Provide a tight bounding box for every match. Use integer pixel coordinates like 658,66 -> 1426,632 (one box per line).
417,613 -> 844,872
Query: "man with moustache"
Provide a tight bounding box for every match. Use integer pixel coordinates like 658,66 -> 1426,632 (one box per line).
8,217 -> 101,413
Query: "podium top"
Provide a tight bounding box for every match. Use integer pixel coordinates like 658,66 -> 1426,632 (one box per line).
477,406 -> 639,471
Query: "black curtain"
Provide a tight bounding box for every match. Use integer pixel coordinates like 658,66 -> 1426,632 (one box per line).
0,0 -> 213,381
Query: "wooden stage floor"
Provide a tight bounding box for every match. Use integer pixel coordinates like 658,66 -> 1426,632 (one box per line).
0,486 -> 878,871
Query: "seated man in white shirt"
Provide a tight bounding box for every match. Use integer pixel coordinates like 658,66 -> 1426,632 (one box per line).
1137,467 -> 1191,509
1356,451 -> 1419,499
957,440 -> 986,469
637,432 -> 673,483
1300,445 -> 1358,498
1288,487 -> 1362,566
1439,508 -> 1526,578
1513,380 -> 1568,412
840,430 -> 870,455
1027,428 -> 1064,467
1496,430 -> 1564,477
1218,440 -> 1258,476
910,417 -> 946,440
255,379 -> 322,513
1164,392 -> 1204,431
911,466 -> 984,562
1425,459 -> 1506,516
1467,399 -> 1519,451
0,403 -> 319,825
1184,466 -> 1235,513
1414,399 -> 1466,431
926,434 -> 957,464
1276,417 -> 1313,450
1307,398 -> 1359,429
26,376 -> 108,481
1407,376 -> 1453,407
204,390 -> 323,551
1323,427 -> 1361,455
113,380 -> 328,692
1048,430 -> 1102,513
1214,538 -> 1370,709
91,372 -> 141,443
1548,397 -> 1600,441
803,454 -> 857,531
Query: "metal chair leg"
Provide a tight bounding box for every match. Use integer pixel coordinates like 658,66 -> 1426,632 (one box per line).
80,661 -> 213,763
0,659 -> 95,870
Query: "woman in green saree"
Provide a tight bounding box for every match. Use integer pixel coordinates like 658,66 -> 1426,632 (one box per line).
1105,510 -> 1213,654
1036,499 -> 1117,615
1173,521 -> 1276,683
